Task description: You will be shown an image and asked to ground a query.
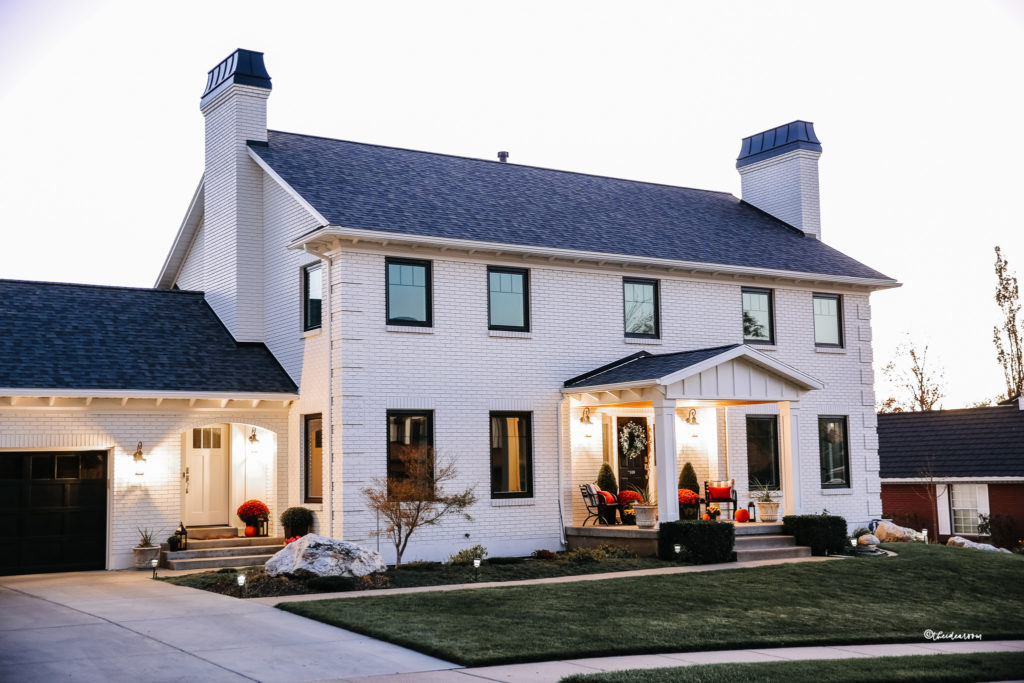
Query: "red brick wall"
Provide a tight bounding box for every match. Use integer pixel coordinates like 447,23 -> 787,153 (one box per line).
881,483 -> 938,541
988,484 -> 1024,548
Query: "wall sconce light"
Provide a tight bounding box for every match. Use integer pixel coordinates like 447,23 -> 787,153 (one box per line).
579,407 -> 594,438
685,409 -> 700,437
249,427 -> 259,443
132,441 -> 146,476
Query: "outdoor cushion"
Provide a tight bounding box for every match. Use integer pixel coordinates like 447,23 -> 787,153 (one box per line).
599,491 -> 615,504
708,485 -> 732,500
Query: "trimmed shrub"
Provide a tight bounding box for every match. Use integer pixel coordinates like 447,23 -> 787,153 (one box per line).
658,520 -> 735,564
679,462 -> 699,494
597,463 -> 618,496
531,549 -> 556,561
280,507 -> 314,535
447,544 -> 488,565
783,514 -> 849,556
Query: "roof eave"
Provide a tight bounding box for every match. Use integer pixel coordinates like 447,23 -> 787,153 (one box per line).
0,388 -> 298,401
155,177 -> 205,289
290,225 -> 902,291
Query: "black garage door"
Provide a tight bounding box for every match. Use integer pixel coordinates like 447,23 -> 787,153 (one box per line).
0,451 -> 107,575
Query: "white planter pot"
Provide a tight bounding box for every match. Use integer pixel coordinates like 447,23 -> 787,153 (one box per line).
756,501 -> 780,523
133,545 -> 161,570
633,505 -> 658,529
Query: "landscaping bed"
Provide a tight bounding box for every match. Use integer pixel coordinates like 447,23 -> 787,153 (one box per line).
560,651 -> 1024,683
278,543 -> 1024,666
161,546 -> 678,598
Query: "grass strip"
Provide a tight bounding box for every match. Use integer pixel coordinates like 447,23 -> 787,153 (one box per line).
278,544 -> 1024,666
560,651 -> 1024,683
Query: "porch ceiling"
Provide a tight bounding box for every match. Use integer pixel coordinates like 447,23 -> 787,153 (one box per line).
563,344 -> 823,405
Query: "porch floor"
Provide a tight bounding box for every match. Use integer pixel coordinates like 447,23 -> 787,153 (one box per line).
565,522 -> 801,559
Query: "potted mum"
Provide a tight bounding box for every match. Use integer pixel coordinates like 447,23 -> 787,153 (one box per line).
132,528 -> 160,569
237,499 -> 270,537
617,489 -> 642,525
280,506 -> 314,538
678,487 -> 700,520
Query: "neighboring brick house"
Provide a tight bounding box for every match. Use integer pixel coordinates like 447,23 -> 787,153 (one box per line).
878,399 -> 1024,547
0,49 -> 899,572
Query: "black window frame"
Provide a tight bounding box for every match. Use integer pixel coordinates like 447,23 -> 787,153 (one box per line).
746,415 -> 780,491
812,292 -> 844,348
385,257 -> 433,327
304,413 -> 323,504
818,415 -> 851,489
489,411 -> 534,499
303,263 -> 323,332
487,266 -> 530,332
741,287 -> 775,344
386,409 -> 435,499
622,277 -> 660,339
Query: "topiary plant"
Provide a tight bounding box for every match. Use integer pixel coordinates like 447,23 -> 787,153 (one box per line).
597,463 -> 618,496
679,462 -> 699,494
280,507 -> 314,536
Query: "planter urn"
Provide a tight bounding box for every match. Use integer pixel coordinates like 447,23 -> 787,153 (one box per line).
132,545 -> 160,569
756,501 -> 780,523
633,504 -> 658,529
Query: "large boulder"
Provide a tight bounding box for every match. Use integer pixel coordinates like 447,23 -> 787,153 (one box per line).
874,521 -> 926,543
857,533 -> 880,546
946,536 -> 1012,554
265,534 -> 386,578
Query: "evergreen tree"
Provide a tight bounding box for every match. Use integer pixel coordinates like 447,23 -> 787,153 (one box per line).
596,463 -> 618,495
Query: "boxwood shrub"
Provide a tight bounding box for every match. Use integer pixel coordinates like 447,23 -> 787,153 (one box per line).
782,514 -> 849,556
658,520 -> 735,564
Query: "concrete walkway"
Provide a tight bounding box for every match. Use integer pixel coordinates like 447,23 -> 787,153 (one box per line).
0,570 -> 455,682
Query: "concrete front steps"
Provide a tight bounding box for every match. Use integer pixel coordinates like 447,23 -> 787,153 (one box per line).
734,523 -> 811,562
161,526 -> 285,570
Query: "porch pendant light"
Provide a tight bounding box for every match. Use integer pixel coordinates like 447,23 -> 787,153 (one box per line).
685,409 -> 700,437
249,427 -> 259,443
579,407 -> 594,438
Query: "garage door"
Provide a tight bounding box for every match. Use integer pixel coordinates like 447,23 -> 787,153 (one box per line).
0,451 -> 107,575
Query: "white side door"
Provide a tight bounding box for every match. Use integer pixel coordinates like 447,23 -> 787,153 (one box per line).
183,425 -> 229,526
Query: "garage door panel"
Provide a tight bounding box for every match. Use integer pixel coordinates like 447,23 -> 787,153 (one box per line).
0,451 -> 107,575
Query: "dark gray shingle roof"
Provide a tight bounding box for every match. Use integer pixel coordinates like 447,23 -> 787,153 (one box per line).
0,280 -> 297,395
251,131 -> 892,282
564,345 -> 741,389
877,407 -> 1024,478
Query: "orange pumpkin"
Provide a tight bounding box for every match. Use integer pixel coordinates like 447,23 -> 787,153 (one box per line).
735,509 -> 750,523
244,525 -> 258,537
702,513 -> 710,520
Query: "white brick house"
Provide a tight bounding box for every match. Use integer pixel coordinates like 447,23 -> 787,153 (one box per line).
0,50 -> 898,572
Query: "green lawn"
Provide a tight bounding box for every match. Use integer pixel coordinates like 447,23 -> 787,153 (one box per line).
278,544 -> 1024,666
560,652 -> 1024,683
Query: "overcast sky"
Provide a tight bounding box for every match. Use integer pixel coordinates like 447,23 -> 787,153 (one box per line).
1,0 -> 1022,407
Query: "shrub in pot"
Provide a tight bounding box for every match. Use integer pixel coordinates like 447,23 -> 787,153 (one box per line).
166,534 -> 182,552
596,463 -> 618,496
132,527 -> 161,569
280,506 -> 314,538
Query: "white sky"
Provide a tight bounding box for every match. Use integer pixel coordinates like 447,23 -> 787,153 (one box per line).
1,0 -> 1022,407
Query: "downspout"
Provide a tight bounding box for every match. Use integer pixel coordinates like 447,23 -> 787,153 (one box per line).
556,395 -> 567,547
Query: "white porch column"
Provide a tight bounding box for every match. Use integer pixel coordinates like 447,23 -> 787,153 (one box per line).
653,396 -> 679,523
778,402 -> 802,516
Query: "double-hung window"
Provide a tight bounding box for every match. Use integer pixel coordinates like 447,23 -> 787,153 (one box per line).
742,287 -> 774,344
746,416 -> 780,490
304,414 -> 323,503
386,258 -> 432,326
303,264 -> 322,331
813,293 -> 843,347
623,278 -> 659,338
818,416 -> 850,488
488,267 -> 529,331
950,485 -> 980,535
386,410 -> 434,498
490,412 -> 533,498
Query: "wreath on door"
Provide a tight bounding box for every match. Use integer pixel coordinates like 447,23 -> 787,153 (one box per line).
619,421 -> 647,461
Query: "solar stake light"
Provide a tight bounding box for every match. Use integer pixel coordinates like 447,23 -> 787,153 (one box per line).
150,558 -> 158,579
237,573 -> 246,598
674,544 -> 682,557
473,558 -> 481,581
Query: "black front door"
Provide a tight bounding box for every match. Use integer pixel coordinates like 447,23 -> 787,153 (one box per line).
0,451 -> 107,575
617,417 -> 649,496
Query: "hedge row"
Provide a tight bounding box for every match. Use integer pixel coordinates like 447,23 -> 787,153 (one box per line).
658,520 -> 735,564
782,514 -> 848,556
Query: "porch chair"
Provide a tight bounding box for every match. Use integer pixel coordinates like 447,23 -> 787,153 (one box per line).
579,483 -> 618,526
704,478 -> 738,520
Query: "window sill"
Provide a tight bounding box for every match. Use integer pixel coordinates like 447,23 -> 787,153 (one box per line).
745,343 -> 777,351
820,488 -> 853,495
302,328 -> 322,339
302,503 -> 324,511
624,337 -> 662,345
489,330 -> 532,339
385,325 -> 434,334
491,498 -> 534,507
815,346 -> 846,354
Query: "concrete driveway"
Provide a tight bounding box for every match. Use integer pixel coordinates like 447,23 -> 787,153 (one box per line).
0,570 -> 456,682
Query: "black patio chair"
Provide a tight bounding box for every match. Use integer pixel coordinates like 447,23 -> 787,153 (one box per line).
579,484 -> 618,526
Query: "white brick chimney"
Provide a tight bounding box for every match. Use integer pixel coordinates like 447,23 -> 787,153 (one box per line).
736,121 -> 822,240
198,49 -> 271,341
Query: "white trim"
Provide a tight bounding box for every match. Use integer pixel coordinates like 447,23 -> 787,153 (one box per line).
0,388 -> 298,400
882,476 -> 1024,484
155,177 -> 205,289
976,483 -> 990,517
289,226 -> 901,290
657,345 -> 823,391
936,484 -> 951,536
247,147 -> 330,226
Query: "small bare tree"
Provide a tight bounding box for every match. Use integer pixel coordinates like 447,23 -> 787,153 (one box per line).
993,246 -> 1024,400
879,339 -> 945,412
362,447 -> 476,566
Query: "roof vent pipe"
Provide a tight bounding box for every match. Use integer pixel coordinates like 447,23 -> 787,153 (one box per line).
497,151 -> 509,163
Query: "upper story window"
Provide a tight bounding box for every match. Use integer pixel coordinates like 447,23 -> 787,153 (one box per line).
742,287 -> 774,344
490,412 -> 533,498
813,293 -> 843,347
386,258 -> 432,327
488,266 -> 529,331
623,278 -> 659,338
304,414 -> 323,503
818,416 -> 850,488
387,410 -> 434,499
303,264 -> 322,331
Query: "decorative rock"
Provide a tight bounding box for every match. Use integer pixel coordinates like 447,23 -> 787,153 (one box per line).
874,521 -> 926,543
946,536 -> 1010,553
265,534 -> 386,578
857,534 -> 880,546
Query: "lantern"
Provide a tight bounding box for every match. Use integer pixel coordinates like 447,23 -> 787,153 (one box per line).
747,501 -> 756,522
175,521 -> 188,551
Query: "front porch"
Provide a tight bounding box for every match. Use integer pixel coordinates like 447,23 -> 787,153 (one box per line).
563,344 -> 824,531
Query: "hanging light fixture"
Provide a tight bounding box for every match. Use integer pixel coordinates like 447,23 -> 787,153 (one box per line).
579,407 -> 594,438
248,427 -> 259,443
685,409 -> 700,437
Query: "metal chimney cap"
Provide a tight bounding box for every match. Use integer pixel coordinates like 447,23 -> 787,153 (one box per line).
497,151 -> 509,163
